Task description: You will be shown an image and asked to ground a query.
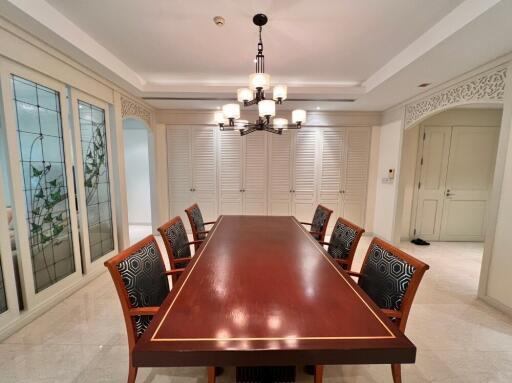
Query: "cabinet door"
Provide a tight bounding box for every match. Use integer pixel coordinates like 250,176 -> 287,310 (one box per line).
191,127 -> 217,222
292,129 -> 319,222
268,130 -> 293,215
318,128 -> 344,229
342,127 -> 371,228
243,131 -> 267,215
218,130 -> 243,214
167,127 -> 192,227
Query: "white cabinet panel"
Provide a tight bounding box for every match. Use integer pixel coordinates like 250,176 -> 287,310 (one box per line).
167,127 -> 192,227
268,130 -> 292,215
191,127 -> 217,223
342,128 -> 371,227
243,131 -> 267,215
293,129 -> 319,223
218,130 -> 243,214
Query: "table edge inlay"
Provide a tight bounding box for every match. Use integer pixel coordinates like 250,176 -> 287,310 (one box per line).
151,215 -> 396,342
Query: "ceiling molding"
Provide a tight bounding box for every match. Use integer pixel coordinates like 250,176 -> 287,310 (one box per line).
6,0 -> 145,88
363,0 -> 502,92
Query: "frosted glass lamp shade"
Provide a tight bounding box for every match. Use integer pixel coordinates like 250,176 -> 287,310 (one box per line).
273,118 -> 288,129
249,73 -> 271,90
273,85 -> 287,101
234,119 -> 248,130
292,109 -> 306,124
222,103 -> 240,119
258,100 -> 276,117
214,111 -> 225,124
237,88 -> 253,102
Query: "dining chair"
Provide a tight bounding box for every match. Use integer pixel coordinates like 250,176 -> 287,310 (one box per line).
315,237 -> 429,383
319,217 -> 364,271
300,204 -> 333,242
185,203 -> 216,249
157,216 -> 203,283
104,235 -> 184,383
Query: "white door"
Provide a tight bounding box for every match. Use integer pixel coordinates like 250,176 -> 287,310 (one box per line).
243,131 -> 267,215
218,130 -> 243,214
268,130 -> 293,215
292,128 -> 319,223
190,127 -> 217,223
318,128 -> 344,230
167,127 -> 192,228
341,127 -> 371,227
414,126 -> 451,241
439,126 -> 499,241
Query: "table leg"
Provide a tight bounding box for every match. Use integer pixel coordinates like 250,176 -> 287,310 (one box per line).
314,365 -> 324,383
208,366 -> 216,383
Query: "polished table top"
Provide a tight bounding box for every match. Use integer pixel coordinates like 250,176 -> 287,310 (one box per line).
134,216 -> 416,366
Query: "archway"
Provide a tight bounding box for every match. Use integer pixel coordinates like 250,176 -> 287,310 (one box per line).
122,117 -> 153,243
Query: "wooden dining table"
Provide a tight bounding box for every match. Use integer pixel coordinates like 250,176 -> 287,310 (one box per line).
133,215 -> 416,381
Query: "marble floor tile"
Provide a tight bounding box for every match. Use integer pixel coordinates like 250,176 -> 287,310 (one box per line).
1,237 -> 512,382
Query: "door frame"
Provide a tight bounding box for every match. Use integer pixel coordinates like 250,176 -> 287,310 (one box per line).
69,89 -> 119,274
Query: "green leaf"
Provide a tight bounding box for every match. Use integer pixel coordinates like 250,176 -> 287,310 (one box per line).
55,212 -> 64,221
31,222 -> 42,232
44,164 -> 52,173
43,213 -> 53,223
84,178 -> 93,188
32,166 -> 43,177
41,233 -> 51,244
51,191 -> 62,202
52,224 -> 63,236
34,189 -> 44,199
86,151 -> 93,159
49,179 -> 57,187
32,207 -> 41,216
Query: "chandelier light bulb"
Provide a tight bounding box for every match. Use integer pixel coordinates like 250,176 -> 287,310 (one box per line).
222,103 -> 241,119
273,118 -> 288,129
273,85 -> 287,102
214,111 -> 225,124
292,109 -> 307,124
237,88 -> 254,103
259,100 -> 276,117
249,73 -> 271,90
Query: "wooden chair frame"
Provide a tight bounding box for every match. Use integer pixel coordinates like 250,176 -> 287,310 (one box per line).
104,235 -> 183,383
319,216 -> 365,271
157,216 -> 203,283
300,204 -> 333,242
316,237 -> 429,383
185,203 -> 216,249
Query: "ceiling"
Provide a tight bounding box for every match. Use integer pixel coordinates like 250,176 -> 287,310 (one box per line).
1,0 -> 511,111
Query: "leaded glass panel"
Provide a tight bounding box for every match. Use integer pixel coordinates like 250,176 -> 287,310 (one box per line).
11,75 -> 75,293
78,100 -> 114,262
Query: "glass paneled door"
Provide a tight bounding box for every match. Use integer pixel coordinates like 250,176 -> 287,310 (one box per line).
0,63 -> 82,309
70,90 -> 117,272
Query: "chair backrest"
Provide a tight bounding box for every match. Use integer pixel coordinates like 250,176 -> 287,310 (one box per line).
327,217 -> 365,270
157,216 -> 192,270
358,237 -> 429,332
104,235 -> 169,349
310,204 -> 333,242
185,203 -> 207,241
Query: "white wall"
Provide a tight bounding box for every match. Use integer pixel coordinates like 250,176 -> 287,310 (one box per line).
372,109 -> 404,241
123,120 -> 152,225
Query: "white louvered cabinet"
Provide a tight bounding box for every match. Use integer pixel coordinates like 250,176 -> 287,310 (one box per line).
218,129 -> 243,215
243,131 -> 268,215
167,126 -> 217,229
268,130 -> 293,215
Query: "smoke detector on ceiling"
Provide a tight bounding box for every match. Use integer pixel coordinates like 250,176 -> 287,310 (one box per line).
213,16 -> 225,27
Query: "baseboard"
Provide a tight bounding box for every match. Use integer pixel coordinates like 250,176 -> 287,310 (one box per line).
479,294 -> 512,318
0,267 -> 107,342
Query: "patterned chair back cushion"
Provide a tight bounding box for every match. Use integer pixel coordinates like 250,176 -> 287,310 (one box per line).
358,242 -> 416,311
116,239 -> 169,337
189,204 -> 206,240
327,220 -> 358,262
310,205 -> 331,240
162,218 -> 192,268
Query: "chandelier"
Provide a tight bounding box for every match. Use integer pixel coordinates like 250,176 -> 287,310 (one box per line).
214,14 -> 306,136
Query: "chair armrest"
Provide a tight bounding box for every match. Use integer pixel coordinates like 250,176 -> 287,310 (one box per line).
187,240 -> 203,246
129,307 -> 159,316
165,268 -> 186,275
172,257 -> 193,265
300,222 -> 312,226
335,259 -> 349,266
381,309 -> 402,319
318,241 -> 330,246
309,231 -> 321,236
197,230 -> 209,235
204,221 -> 216,225
348,271 -> 362,278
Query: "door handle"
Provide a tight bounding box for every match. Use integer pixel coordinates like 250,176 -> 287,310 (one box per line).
446,189 -> 453,197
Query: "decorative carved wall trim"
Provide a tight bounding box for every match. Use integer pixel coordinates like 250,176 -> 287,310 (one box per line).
404,67 -> 507,128
120,95 -> 151,127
